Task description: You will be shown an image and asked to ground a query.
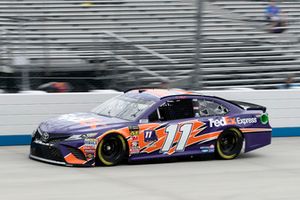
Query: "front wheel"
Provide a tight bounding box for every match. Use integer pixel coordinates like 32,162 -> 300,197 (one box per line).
97,134 -> 127,166
216,128 -> 243,160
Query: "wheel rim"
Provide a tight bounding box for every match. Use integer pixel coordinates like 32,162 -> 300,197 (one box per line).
98,134 -> 127,166
217,130 -> 242,158
220,135 -> 237,153
101,137 -> 122,161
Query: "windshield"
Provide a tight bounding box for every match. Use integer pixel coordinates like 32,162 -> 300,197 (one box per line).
92,95 -> 155,121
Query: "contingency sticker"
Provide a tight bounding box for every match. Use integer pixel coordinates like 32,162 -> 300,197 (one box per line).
83,138 -> 98,159
129,125 -> 139,136
129,126 -> 140,154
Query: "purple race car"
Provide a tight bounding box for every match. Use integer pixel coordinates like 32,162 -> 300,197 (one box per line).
30,89 -> 272,166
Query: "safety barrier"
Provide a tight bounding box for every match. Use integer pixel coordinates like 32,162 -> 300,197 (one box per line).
0,91 -> 120,145
0,89 -> 299,145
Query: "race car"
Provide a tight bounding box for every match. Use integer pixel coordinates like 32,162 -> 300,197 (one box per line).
30,88 -> 272,167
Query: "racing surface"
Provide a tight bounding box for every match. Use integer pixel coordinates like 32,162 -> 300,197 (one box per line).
0,137 -> 299,200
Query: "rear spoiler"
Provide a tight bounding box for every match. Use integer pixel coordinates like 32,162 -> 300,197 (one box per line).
230,100 -> 267,112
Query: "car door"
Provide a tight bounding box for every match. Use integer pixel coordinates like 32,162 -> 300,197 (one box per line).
131,97 -> 207,159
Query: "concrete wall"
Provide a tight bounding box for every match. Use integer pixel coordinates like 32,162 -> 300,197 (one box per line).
0,89 -> 299,145
0,92 -> 120,136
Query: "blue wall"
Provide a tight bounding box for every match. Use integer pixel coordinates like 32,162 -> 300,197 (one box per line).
272,127 -> 300,137
0,135 -> 32,146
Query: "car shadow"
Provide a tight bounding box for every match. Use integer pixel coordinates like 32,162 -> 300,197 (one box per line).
121,152 -> 265,167
32,152 -> 264,168
126,154 -> 216,166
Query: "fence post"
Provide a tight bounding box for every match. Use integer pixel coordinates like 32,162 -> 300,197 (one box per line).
191,0 -> 204,90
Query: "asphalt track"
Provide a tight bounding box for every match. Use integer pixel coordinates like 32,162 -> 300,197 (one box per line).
0,138 -> 300,200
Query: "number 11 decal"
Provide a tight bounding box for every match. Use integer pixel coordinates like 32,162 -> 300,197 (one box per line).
161,123 -> 193,153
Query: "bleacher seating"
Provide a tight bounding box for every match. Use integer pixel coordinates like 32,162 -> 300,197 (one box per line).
0,0 -> 300,90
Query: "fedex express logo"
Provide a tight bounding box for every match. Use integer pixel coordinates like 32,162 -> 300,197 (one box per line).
208,117 -> 257,127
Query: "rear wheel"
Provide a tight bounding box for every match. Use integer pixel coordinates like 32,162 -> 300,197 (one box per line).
216,128 -> 243,160
97,134 -> 127,166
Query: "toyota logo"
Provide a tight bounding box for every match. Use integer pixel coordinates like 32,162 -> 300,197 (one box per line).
41,131 -> 49,142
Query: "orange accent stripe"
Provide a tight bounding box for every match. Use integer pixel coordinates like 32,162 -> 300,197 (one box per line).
186,131 -> 221,147
96,126 -> 131,142
172,89 -> 194,95
145,89 -> 172,98
64,153 -> 87,165
240,128 -> 272,133
79,145 -> 85,152
143,89 -> 194,98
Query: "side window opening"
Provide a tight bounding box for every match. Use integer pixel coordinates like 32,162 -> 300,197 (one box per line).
148,109 -> 159,122
196,99 -> 229,117
148,99 -> 195,122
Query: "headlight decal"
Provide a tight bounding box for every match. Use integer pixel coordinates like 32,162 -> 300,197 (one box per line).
66,133 -> 98,141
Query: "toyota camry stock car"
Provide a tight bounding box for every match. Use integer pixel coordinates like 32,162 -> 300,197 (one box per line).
30,88 -> 272,167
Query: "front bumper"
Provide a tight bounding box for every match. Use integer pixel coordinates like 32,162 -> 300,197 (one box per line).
29,154 -> 70,166
30,140 -> 65,161
30,139 -> 96,167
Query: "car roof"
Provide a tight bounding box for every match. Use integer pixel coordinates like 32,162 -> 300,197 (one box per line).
125,88 -> 199,100
123,88 -> 242,111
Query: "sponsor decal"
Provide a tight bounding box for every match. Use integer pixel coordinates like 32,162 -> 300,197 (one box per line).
144,130 -> 158,142
132,135 -> 139,142
57,114 -> 104,129
208,117 -> 236,127
131,148 -> 139,154
129,126 -> 139,136
79,119 -> 103,129
58,114 -> 100,124
200,144 -> 215,153
236,117 -> 257,125
208,117 -> 257,127
83,138 -> 97,160
129,126 -> 139,153
84,149 -> 95,153
86,153 -> 95,159
132,141 -> 139,147
84,138 -> 97,146
200,146 -> 209,153
260,114 -> 269,125
130,141 -> 140,154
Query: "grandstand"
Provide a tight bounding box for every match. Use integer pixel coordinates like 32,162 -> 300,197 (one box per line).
0,0 -> 300,91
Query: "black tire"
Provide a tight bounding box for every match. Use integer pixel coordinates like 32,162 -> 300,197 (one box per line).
216,128 -> 243,160
97,134 -> 127,166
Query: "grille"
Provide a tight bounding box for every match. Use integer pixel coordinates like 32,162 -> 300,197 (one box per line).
33,129 -> 69,144
49,133 -> 71,140
49,138 -> 67,144
30,143 -> 64,162
67,147 -> 87,161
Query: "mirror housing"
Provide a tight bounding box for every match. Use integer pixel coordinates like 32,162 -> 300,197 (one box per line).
139,119 -> 149,124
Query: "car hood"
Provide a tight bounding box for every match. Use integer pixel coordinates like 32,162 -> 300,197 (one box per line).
39,112 -> 129,135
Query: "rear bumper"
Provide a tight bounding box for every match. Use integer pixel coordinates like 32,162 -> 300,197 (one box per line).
244,131 -> 272,152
